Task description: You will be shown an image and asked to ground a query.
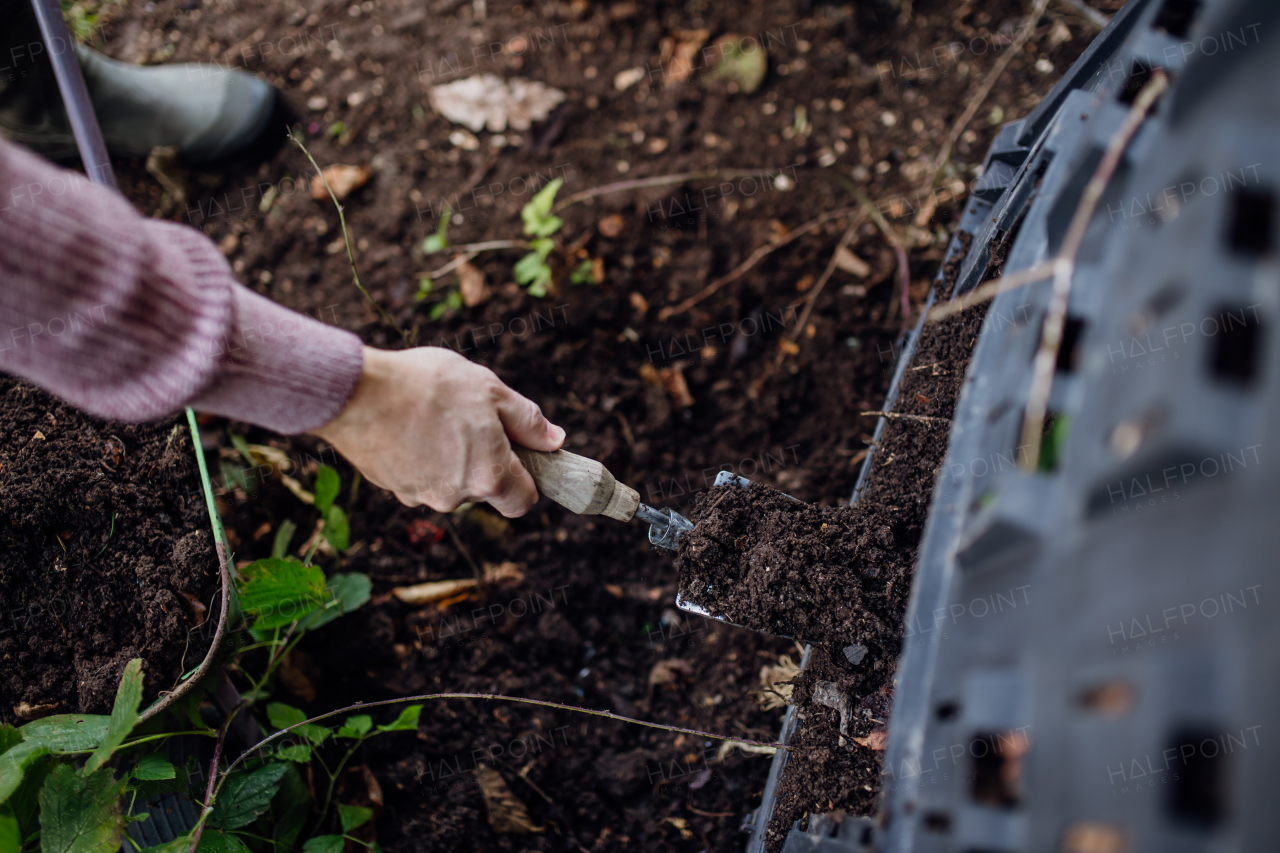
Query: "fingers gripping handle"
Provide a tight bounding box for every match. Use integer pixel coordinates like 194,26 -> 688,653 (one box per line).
513,447 -> 640,522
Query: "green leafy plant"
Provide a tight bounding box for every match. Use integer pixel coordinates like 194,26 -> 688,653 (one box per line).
0,659 -> 173,853
513,238 -> 556,297
513,178 -> 565,297
312,466 -> 349,553
427,289 -> 463,321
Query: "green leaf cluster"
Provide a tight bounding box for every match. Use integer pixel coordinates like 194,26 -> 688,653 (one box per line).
314,466 -> 349,553
515,179 -> 565,297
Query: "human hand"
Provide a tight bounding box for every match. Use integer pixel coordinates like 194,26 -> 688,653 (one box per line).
312,346 -> 565,516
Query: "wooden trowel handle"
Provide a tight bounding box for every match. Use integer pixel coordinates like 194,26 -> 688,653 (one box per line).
513,447 -> 639,522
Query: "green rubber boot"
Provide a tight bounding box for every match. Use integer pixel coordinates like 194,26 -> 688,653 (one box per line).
0,0 -> 280,165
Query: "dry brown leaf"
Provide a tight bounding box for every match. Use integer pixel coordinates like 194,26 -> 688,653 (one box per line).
476,765 -> 543,834
835,246 -> 872,277
597,214 -> 625,237
179,591 -> 208,627
362,765 -> 384,806
754,654 -> 800,710
392,561 -> 521,606
457,260 -> 489,307
589,257 -> 605,283
278,649 -> 318,702
629,291 -> 650,316
310,164 -> 372,201
392,578 -> 478,606
853,731 -> 888,750
658,366 -> 695,408
639,363 -> 663,387
604,583 -> 624,597
467,507 -> 512,541
648,658 -> 695,690
428,74 -> 566,132
14,702 -> 58,721
661,817 -> 694,840
660,28 -> 710,83
483,561 -> 524,585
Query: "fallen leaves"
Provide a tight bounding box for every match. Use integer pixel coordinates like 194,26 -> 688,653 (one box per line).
613,67 -> 645,91
597,214 -> 625,238
648,658 -> 695,690
391,561 -> 523,607
456,260 -> 489,307
640,363 -> 695,408
853,731 -> 888,751
754,654 -> 799,711
277,649 -> 318,702
476,766 -> 542,834
661,816 -> 694,840
835,246 -> 872,277
428,74 -> 566,133
659,29 -> 709,84
13,701 -> 58,721
310,165 -> 371,201
629,291 -> 649,316
179,591 -> 208,627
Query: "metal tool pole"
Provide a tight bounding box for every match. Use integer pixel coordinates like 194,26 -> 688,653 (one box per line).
27,0 -> 117,189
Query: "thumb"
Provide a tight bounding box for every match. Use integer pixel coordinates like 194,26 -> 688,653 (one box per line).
495,385 -> 566,452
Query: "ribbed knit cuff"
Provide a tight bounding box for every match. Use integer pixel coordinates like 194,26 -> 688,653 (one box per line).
187,281 -> 364,435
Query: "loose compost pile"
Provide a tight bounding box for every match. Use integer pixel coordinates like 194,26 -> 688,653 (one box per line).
0,379 -> 218,724
675,483 -> 897,648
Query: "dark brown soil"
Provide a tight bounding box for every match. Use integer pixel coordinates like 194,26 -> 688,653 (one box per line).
74,0 -> 1101,847
674,483 -> 900,648
764,264 -> 990,851
0,379 -> 218,724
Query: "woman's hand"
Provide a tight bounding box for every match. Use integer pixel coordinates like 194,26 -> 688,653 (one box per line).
312,346 -> 565,517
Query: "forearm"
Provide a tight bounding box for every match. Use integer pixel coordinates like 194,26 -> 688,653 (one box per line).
0,139 -> 362,433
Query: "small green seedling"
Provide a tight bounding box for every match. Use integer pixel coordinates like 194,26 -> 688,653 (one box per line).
570,259 -> 596,284
515,179 -> 565,297
313,465 -> 349,552
514,238 -> 556,297
421,203 -> 451,256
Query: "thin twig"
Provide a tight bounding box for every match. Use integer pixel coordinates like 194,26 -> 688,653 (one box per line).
420,251 -> 479,280
787,219 -> 865,347
289,130 -> 409,346
751,217 -> 866,396
861,411 -> 952,424
687,805 -> 736,818
1055,0 -> 1110,29
221,692 -> 792,782
186,708 -> 237,853
417,240 -> 532,279
657,206 -> 858,321
554,168 -> 799,212
444,516 -> 483,581
927,260 -> 1056,322
1019,70 -> 1168,469
846,184 -> 911,330
914,0 -> 1052,227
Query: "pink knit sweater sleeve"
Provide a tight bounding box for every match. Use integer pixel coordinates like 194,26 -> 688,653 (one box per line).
0,139 -> 363,434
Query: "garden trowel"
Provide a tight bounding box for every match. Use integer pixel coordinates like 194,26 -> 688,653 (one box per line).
513,447 -> 693,550
514,449 -> 782,634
